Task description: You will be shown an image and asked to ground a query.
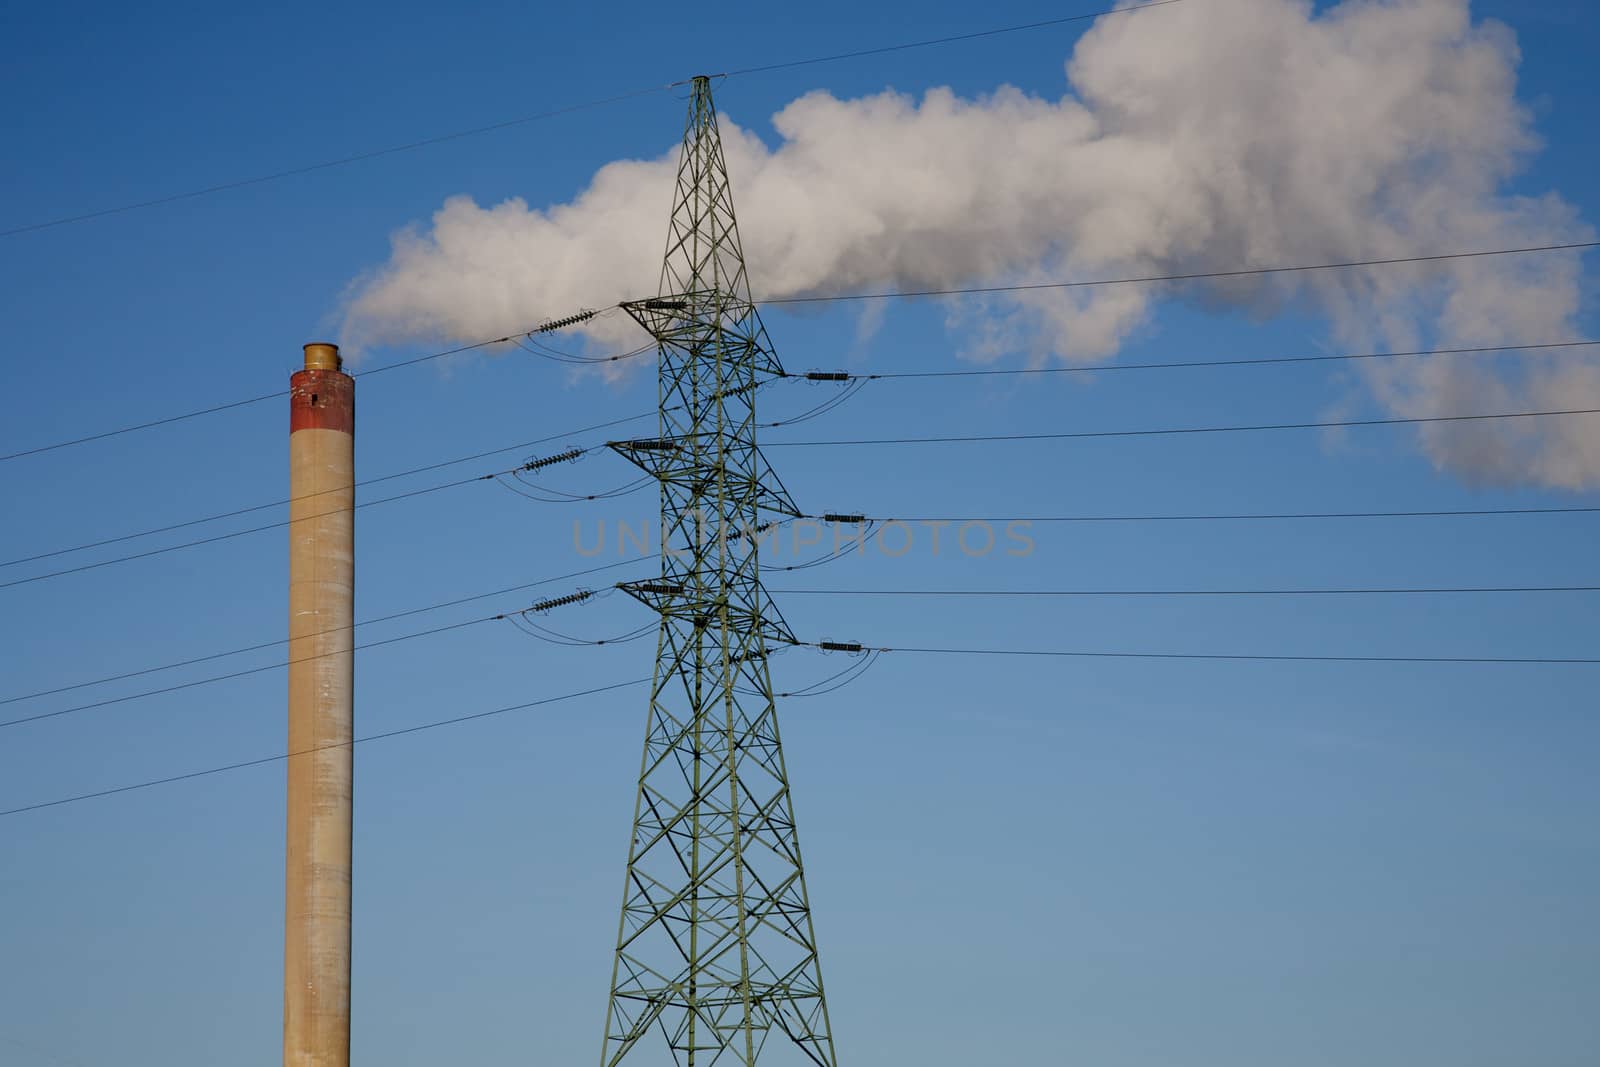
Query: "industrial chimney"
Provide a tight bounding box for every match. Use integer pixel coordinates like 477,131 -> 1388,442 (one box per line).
284,342 -> 354,1067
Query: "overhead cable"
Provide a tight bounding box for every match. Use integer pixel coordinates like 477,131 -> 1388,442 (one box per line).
767,406 -> 1600,448
8,239 -> 1595,464
1,2 -> 1186,240
10,413 -> 1596,591
0,310 -> 617,464
0,616 -> 501,731
849,506 -> 1600,523
796,339 -> 1600,381
0,678 -> 651,819
0,417 -> 649,585
0,81 -> 672,239
762,241 -> 1600,305
0,558 -> 648,708
775,584 -> 1600,597
791,641 -> 1600,667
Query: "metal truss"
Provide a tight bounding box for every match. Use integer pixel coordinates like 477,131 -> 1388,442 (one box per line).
597,76 -> 840,1067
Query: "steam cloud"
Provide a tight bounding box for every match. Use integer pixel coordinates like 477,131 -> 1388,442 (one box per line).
343,0 -> 1598,490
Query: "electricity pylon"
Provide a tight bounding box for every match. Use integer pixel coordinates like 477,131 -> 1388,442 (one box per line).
599,76 -> 840,1067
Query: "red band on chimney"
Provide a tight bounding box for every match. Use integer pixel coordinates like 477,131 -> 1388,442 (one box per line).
290,369 -> 355,435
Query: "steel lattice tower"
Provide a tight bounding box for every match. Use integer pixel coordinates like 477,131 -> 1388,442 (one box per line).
599,76 -> 840,1067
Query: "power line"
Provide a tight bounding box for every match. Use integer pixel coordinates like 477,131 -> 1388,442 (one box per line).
8,241 -> 1595,466
11,412 -> 1597,590
9,629 -> 1597,818
0,315 -> 619,465
0,678 -> 650,819
2,453 -> 612,590
0,411 -> 650,571
0,90 -> 673,239
811,339 -> 1600,380
0,472 -> 490,591
3,587 -> 633,730
2,570 -> 648,729
0,559 -> 647,708
11,558 -> 1589,723
808,642 -> 1600,666
0,337 -> 487,463
723,0 -> 1183,77
1,3 -> 1184,241
858,506 -> 1600,523
25,335 -> 1600,571
13,409 -> 1599,595
768,406 -> 1600,448
0,616 -> 498,731
0,386 -> 289,464
762,241 -> 1600,304
13,509 -> 1596,710
777,585 -> 1600,597
0,1035 -> 91,1067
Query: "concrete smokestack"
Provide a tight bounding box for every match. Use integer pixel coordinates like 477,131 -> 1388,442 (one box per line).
284,342 -> 354,1067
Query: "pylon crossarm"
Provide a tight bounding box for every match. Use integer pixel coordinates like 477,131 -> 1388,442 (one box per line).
607,440 -> 799,519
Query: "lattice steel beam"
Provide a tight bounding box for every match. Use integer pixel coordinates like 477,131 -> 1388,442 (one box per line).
596,75 -> 840,1067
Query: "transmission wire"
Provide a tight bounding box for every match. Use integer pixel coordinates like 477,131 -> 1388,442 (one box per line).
0,87 -> 673,239
808,643 -> 1600,667
762,241 -> 1600,304
0,558 -> 650,710
0,314 -> 629,464
0,678 -> 651,819
8,241 -> 1597,465
0,617 -> 501,731
722,0 -> 1184,77
853,506 -> 1600,523
775,585 -> 1600,597
768,406 -> 1600,448
0,413 -> 652,584
809,339 -> 1600,381
17,334 -> 1600,574
2,2 -> 1188,241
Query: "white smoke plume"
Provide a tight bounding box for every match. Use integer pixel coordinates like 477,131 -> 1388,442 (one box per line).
342,0 -> 1599,490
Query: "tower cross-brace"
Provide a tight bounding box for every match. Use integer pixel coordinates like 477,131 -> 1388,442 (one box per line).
599,75 -> 840,1067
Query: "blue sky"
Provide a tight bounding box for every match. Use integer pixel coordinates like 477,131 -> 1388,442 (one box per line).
1,2 -> 1597,1065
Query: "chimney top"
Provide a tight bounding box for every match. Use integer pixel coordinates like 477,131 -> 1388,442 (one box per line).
302,343 -> 341,371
